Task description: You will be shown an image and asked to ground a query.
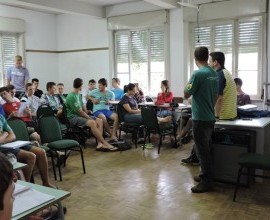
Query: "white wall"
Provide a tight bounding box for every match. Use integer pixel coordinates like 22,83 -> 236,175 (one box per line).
57,14 -> 110,92
0,5 -> 58,91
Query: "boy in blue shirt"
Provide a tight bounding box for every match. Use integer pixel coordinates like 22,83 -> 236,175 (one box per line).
88,78 -> 118,141
111,78 -> 124,101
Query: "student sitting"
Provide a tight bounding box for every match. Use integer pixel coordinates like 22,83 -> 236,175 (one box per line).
234,77 -> 251,106
0,115 -> 54,188
21,83 -> 40,122
119,83 -> 172,125
0,84 -> 20,105
82,79 -> 96,107
57,82 -> 66,104
156,80 -> 174,117
111,77 -> 124,101
134,83 -> 144,103
65,78 -> 117,151
88,78 -> 118,142
32,78 -> 43,98
0,152 -> 14,220
40,82 -> 63,117
0,86 -> 40,143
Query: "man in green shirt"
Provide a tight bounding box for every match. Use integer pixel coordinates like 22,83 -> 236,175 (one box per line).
65,78 -> 117,151
184,47 -> 218,193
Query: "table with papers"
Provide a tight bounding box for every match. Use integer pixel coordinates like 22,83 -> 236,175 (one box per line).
12,180 -> 70,220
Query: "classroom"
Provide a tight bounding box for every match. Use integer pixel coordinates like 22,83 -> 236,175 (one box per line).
0,0 -> 270,219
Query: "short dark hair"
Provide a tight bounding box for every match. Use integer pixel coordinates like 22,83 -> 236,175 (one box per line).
57,83 -> 64,87
0,87 -> 10,93
194,46 -> 209,62
74,78 -> 83,89
6,84 -> 15,91
234,78 -> 243,87
98,78 -> 108,87
89,79 -> 96,84
32,78 -> 39,83
25,83 -> 32,90
0,153 -> 13,210
112,78 -> 120,84
46,82 -> 56,91
210,52 -> 225,68
126,83 -> 135,92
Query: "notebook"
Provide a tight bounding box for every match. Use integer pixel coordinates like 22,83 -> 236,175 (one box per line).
12,183 -> 55,217
0,141 -> 31,149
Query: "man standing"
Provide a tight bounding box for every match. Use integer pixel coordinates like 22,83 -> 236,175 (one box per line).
184,47 -> 218,193
209,52 -> 237,120
6,55 -> 30,98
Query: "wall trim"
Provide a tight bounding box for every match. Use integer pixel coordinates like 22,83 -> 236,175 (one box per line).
26,47 -> 109,53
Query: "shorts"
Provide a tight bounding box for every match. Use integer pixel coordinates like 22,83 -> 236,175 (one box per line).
93,109 -> 113,119
1,145 -> 33,156
69,116 -> 96,127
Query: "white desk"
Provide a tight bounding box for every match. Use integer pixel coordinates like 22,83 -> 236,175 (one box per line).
12,180 -> 70,220
215,117 -> 270,154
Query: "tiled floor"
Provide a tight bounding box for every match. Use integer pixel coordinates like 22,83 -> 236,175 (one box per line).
34,137 -> 270,220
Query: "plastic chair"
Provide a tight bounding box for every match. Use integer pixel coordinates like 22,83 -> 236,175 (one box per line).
7,118 -> 55,181
117,103 -> 143,148
141,107 -> 177,154
233,153 -> 270,201
38,115 -> 86,181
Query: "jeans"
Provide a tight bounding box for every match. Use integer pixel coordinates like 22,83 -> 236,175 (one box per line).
192,120 -> 215,186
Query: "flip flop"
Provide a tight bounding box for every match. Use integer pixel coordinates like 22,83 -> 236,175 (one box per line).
96,146 -> 111,152
108,146 -> 118,151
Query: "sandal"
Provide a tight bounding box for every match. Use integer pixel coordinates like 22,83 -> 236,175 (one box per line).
108,146 -> 118,151
96,146 -> 111,152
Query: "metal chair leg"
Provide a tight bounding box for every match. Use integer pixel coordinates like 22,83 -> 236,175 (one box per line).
233,167 -> 243,201
56,152 -> 63,181
51,152 -> 57,181
79,146 -> 86,174
158,135 -> 162,154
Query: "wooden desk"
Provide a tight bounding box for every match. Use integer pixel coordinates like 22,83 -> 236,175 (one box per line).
12,180 -> 70,220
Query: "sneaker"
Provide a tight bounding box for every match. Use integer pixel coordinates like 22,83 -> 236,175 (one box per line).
141,143 -> 154,149
193,175 -> 201,182
181,156 -> 200,166
191,183 -> 213,193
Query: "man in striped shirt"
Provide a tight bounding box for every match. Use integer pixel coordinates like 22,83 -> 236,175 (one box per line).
209,52 -> 237,120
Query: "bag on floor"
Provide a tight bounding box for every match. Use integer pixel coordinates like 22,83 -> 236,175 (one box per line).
110,140 -> 132,151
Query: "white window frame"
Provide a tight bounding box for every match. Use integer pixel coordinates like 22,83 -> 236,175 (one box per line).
113,26 -> 168,96
0,32 -> 25,86
190,15 -> 264,99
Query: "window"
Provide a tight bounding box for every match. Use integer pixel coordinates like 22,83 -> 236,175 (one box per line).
114,28 -> 166,96
0,33 -> 21,86
191,16 -> 263,98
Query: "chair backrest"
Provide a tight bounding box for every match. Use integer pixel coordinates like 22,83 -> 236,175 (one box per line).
36,104 -> 54,119
117,104 -> 126,123
141,107 -> 159,131
38,115 -> 62,143
173,97 -> 183,103
86,100 -> 93,111
7,118 -> 30,141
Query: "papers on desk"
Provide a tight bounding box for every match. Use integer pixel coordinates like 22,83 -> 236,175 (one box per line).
0,141 -> 31,149
12,183 -> 55,217
238,104 -> 257,110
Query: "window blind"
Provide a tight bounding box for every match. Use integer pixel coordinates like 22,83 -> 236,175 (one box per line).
0,34 -> 18,86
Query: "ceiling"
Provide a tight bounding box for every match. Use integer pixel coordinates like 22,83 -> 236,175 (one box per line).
0,0 -> 232,17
